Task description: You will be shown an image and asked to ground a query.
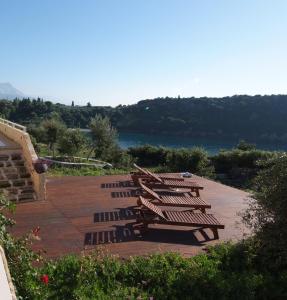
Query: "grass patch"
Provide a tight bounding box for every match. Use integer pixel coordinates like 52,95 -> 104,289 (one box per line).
47,165 -> 130,177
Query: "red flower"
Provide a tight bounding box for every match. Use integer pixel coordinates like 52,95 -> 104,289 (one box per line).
32,226 -> 40,237
40,274 -> 49,285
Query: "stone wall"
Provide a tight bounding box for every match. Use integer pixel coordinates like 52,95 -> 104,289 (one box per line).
0,118 -> 45,201
0,151 -> 35,202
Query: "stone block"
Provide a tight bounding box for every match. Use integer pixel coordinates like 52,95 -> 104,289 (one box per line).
11,153 -> 22,161
0,155 -> 9,161
20,173 -> 31,179
0,181 -> 11,188
6,173 -> 19,180
13,160 -> 25,167
12,179 -> 26,187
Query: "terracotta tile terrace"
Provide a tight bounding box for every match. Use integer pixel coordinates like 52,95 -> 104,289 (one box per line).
9,174 -> 250,259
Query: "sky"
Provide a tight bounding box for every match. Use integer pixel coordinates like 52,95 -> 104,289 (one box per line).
1,0 -> 287,106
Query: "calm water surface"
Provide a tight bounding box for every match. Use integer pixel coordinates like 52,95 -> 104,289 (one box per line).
118,132 -> 287,155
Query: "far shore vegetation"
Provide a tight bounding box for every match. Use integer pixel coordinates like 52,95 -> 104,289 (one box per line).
1,95 -> 287,143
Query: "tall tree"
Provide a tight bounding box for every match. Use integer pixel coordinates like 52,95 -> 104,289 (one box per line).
88,115 -> 118,160
42,119 -> 66,157
58,129 -> 86,157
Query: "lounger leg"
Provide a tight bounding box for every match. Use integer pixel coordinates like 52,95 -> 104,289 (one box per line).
200,208 -> 206,213
211,228 -> 219,239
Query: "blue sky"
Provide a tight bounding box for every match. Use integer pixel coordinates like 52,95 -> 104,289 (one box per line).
1,0 -> 287,106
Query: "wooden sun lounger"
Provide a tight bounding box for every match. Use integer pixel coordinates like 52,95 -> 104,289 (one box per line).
132,164 -> 203,195
136,196 -> 224,239
139,181 -> 211,212
132,163 -> 184,181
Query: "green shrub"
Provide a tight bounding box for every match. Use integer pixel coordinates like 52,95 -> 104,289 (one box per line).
128,145 -> 170,166
166,147 -> 215,177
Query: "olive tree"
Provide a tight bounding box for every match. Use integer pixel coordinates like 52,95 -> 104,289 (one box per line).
88,115 -> 118,160
42,118 -> 66,157
58,129 -> 86,156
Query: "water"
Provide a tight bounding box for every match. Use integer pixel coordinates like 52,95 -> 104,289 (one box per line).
118,132 -> 287,155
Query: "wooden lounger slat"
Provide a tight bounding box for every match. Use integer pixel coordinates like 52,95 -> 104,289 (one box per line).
139,197 -> 224,230
140,197 -> 166,220
140,181 -> 210,209
164,210 -> 222,227
134,163 -> 196,186
139,182 -> 161,201
163,179 -> 199,187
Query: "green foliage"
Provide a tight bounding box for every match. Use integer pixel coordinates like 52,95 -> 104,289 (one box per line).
47,165 -> 129,176
42,118 -> 66,157
243,155 -> 287,270
89,115 -> 118,159
166,147 -> 215,177
128,145 -> 170,166
0,194 -> 48,299
33,243 -> 287,299
58,129 -> 87,156
236,140 -> 256,151
211,147 -> 278,188
89,115 -> 133,168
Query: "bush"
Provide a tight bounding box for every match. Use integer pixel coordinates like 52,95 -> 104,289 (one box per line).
128,145 -> 170,166
166,147 -> 215,177
243,155 -> 287,270
58,129 -> 87,156
37,242 -> 287,299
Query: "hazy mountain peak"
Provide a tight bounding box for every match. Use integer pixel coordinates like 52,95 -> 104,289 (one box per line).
0,82 -> 25,99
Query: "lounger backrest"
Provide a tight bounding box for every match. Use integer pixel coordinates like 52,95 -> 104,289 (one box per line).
133,163 -> 150,176
134,163 -> 163,183
145,169 -> 163,183
139,182 -> 161,201
139,196 -> 166,220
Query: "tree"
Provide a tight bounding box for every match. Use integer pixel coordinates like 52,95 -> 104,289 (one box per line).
42,119 -> 66,157
243,155 -> 287,269
58,129 -> 86,156
236,140 -> 256,151
88,115 -> 118,160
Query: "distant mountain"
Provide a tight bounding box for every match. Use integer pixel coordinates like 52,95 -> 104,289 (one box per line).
0,82 -> 25,100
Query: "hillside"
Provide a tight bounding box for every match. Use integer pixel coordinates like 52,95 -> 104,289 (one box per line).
0,82 -> 25,100
1,95 -> 287,143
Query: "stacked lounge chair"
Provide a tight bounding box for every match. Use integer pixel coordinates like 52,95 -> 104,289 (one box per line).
131,164 -> 224,239
132,163 -> 203,196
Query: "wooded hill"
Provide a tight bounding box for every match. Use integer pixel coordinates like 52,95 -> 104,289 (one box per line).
1,94 -> 287,142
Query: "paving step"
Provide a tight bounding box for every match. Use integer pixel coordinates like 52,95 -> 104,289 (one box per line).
18,193 -> 36,202
19,187 -> 35,194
